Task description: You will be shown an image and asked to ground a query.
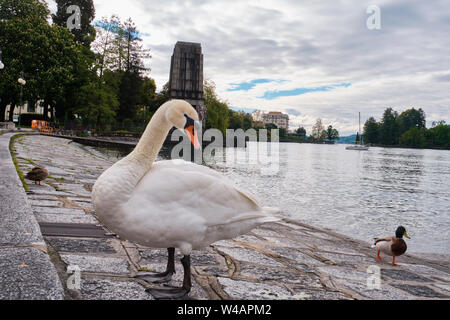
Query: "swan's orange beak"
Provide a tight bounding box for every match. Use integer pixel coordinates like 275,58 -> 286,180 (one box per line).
185,125 -> 201,149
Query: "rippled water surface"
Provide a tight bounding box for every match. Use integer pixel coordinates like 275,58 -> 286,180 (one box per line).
88,142 -> 450,254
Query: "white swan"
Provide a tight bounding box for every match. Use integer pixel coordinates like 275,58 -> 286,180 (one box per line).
92,99 -> 278,299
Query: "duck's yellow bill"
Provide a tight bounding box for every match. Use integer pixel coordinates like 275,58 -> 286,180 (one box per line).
185,125 -> 201,149
404,232 -> 411,239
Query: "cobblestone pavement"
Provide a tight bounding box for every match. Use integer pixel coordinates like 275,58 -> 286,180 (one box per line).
11,134 -> 450,300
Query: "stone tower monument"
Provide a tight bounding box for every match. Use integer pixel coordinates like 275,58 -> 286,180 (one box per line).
168,41 -> 206,127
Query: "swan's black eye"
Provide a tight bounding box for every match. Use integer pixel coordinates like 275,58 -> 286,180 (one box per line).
184,114 -> 195,129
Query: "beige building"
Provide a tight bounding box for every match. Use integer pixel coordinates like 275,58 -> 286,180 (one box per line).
252,110 -> 289,130
3,101 -> 45,122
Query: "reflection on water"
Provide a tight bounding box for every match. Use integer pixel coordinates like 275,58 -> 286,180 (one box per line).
86,142 -> 450,254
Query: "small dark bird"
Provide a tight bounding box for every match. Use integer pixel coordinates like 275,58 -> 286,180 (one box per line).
26,166 -> 49,185
373,226 -> 411,265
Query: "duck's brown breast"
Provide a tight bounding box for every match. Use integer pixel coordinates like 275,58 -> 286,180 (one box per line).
391,238 -> 407,256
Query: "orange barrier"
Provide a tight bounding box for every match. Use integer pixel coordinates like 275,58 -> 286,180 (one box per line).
40,126 -> 53,133
31,120 -> 53,133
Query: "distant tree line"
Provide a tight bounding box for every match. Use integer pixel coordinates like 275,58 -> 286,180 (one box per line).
363,107 -> 450,149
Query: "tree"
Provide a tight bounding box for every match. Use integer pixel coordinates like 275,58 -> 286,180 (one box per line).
0,0 -> 86,123
204,81 -> 229,134
311,118 -> 325,142
399,127 -> 427,148
228,110 -> 244,130
326,125 -> 339,141
379,108 -> 399,145
75,78 -> 119,130
363,117 -> 379,144
427,122 -> 450,149
92,15 -> 121,77
397,108 -> 426,135
52,0 -> 96,47
295,126 -> 306,139
122,17 -> 150,74
0,0 -> 51,121
243,113 -> 253,130
0,0 -> 50,22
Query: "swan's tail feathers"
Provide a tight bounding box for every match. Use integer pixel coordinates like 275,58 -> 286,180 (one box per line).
262,206 -> 280,216
211,210 -> 280,228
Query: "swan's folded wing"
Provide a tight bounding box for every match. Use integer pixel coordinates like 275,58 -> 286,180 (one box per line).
129,161 -> 276,227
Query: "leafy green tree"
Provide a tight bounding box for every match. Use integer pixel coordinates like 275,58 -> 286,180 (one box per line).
0,0 -> 86,123
295,126 -> 306,139
379,108 -> 399,145
0,0 -> 51,120
0,0 -> 50,22
243,113 -> 253,130
122,17 -> 151,74
228,110 -> 244,130
397,108 -> 426,135
363,117 -> 379,144
326,125 -> 339,141
117,71 -> 142,122
204,81 -> 228,134
52,0 -> 96,47
399,127 -> 427,148
427,122 -> 450,149
75,79 -> 119,130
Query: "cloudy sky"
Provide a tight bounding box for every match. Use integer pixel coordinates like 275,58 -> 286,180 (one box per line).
48,0 -> 450,135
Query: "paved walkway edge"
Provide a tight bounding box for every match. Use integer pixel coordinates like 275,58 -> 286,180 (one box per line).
0,132 -> 64,300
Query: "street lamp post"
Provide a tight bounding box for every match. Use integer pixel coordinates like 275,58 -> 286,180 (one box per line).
17,71 -> 26,131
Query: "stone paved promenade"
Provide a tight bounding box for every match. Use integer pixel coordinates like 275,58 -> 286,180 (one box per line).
2,133 -> 450,300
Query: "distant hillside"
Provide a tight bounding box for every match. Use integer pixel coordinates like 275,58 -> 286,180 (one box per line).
336,134 -> 357,144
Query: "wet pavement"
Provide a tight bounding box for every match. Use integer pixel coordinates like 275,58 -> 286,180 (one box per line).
6,134 -> 450,300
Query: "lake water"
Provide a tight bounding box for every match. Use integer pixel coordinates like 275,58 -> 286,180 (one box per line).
87,142 -> 450,254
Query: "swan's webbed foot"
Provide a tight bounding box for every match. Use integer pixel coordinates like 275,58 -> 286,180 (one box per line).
135,270 -> 174,283
146,254 -> 192,300
145,286 -> 190,300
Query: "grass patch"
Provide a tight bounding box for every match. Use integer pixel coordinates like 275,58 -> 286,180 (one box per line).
9,134 -> 29,191
17,156 -> 36,165
49,176 -> 66,183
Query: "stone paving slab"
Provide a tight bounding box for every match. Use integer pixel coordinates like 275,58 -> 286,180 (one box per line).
0,247 -> 64,300
34,212 -> 99,224
60,254 -> 130,274
7,134 -> 450,300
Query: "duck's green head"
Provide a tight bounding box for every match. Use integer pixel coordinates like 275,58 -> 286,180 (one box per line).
396,226 -> 410,239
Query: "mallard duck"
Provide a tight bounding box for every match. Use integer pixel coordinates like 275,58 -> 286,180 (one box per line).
373,226 -> 410,265
25,166 -> 48,185
92,100 -> 278,299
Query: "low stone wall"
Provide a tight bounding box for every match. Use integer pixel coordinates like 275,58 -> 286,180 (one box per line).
0,122 -> 15,130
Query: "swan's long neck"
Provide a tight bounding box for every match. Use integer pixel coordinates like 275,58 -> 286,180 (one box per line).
129,106 -> 172,171
93,105 -> 172,209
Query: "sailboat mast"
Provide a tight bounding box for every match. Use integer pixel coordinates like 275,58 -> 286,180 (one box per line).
359,112 -> 363,145
359,112 -> 361,135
